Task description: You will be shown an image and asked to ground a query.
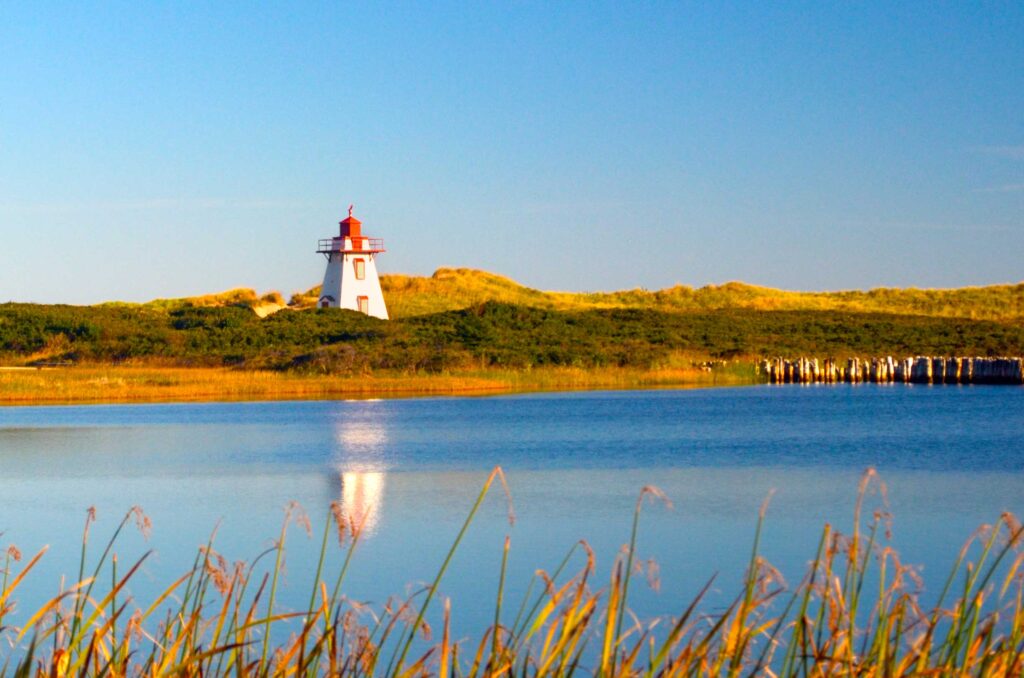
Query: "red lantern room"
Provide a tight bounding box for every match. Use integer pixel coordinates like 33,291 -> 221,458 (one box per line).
339,212 -> 361,238
318,205 -> 385,255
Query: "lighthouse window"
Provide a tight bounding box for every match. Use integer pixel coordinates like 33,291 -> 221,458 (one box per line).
353,258 -> 366,280
357,296 -> 369,314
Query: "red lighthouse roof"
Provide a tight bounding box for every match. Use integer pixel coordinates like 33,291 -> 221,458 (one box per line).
339,204 -> 362,237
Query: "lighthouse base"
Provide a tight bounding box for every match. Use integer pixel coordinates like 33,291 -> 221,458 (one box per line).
319,252 -> 389,319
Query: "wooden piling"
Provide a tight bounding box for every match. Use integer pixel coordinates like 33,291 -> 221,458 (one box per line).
763,355 -> 1024,385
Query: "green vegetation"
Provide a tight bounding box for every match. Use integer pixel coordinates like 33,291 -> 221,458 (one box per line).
2,300 -> 1023,373
2,469 -> 1023,675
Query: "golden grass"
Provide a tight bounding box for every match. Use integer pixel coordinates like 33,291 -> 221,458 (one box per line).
0,363 -> 755,406
369,269 -> 1024,321
101,288 -> 266,311
95,268 -> 1024,322
2,469 -> 1023,676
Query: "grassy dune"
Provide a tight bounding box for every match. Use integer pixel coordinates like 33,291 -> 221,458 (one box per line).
1,470 -> 1022,675
89,268 -> 1023,321
297,268 -> 1024,321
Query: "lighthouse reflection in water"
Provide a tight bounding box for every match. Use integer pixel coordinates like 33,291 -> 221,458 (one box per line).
333,401 -> 389,537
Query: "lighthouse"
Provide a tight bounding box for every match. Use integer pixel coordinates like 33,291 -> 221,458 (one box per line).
316,205 -> 389,319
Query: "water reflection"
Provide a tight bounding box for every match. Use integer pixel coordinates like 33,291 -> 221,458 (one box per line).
339,471 -> 386,535
332,405 -> 390,536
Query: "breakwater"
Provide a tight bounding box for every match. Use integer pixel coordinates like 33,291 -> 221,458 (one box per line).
761,356 -> 1024,384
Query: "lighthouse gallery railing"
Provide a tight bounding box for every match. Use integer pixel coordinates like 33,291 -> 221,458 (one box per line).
317,237 -> 385,253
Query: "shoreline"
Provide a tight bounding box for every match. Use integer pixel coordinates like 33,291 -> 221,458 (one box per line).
0,364 -> 758,407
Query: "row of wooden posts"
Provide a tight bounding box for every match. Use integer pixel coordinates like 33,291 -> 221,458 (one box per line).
761,356 -> 1024,385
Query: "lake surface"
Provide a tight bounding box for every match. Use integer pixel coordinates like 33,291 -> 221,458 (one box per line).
1,384 -> 1023,641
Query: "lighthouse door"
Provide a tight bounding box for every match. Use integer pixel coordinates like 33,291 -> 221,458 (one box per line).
357,296 -> 369,314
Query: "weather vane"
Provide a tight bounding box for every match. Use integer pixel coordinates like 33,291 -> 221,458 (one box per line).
348,204 -> 354,218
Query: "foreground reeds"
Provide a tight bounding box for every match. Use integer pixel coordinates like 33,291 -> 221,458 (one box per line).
1,468 -> 1023,676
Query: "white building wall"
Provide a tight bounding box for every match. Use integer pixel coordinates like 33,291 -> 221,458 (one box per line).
318,252 -> 389,320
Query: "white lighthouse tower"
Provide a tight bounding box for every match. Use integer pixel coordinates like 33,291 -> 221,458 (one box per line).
317,205 -> 389,319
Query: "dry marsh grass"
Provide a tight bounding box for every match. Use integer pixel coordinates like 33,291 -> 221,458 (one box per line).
0,364 -> 752,406
1,469 -> 1023,676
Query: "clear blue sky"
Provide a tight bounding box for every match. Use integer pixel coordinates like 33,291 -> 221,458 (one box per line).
1,2 -> 1021,303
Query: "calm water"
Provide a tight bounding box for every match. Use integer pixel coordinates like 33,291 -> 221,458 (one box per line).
1,384 -> 1023,640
